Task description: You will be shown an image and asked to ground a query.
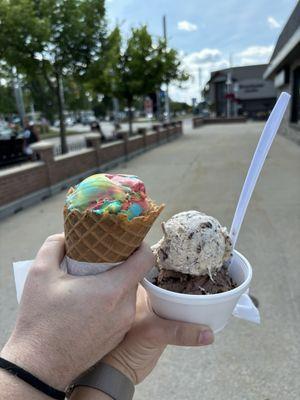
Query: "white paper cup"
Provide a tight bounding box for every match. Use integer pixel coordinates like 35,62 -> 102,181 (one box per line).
142,250 -> 252,333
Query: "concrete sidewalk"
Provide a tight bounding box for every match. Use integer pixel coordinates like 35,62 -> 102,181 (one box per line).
0,121 -> 299,399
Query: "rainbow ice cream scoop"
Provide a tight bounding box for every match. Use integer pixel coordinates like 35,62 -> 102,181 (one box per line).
65,173 -> 149,220
64,173 -> 164,263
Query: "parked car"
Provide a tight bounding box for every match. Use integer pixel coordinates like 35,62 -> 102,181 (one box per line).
65,116 -> 76,126
0,127 -> 28,167
0,126 -> 14,140
82,115 -> 96,125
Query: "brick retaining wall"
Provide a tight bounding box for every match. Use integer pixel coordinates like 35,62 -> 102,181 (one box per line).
50,150 -> 96,185
128,135 -> 144,154
101,141 -> 124,164
193,116 -> 247,128
0,163 -> 48,206
0,121 -> 183,219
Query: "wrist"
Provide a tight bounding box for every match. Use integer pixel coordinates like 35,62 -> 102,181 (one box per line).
0,368 -> 50,400
1,336 -> 71,391
68,362 -> 134,400
101,354 -> 136,385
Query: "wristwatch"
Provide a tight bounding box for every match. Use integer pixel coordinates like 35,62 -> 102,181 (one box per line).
66,362 -> 135,400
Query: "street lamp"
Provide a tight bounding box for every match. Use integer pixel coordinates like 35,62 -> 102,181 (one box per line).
226,71 -> 232,118
233,82 -> 239,117
12,67 -> 25,126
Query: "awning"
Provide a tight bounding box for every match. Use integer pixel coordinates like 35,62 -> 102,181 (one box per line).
264,27 -> 300,79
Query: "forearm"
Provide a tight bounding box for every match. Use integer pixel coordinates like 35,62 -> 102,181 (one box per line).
0,369 -> 49,400
70,386 -> 112,400
0,361 -> 113,400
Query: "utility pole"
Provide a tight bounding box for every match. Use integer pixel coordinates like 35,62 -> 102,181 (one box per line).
163,15 -> 170,122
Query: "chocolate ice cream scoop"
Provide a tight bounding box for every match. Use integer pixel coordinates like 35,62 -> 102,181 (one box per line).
154,211 -> 233,277
156,268 -> 236,295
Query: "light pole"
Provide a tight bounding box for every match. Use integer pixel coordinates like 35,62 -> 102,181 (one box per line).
226,70 -> 232,118
109,69 -> 120,124
233,82 -> 239,117
163,15 -> 170,122
226,54 -> 233,119
112,97 -> 119,122
198,67 -> 202,103
12,68 -> 25,126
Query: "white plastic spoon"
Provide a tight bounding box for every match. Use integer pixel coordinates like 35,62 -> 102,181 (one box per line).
230,92 -> 291,250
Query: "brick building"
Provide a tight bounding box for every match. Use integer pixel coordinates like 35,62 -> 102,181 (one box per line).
204,64 -> 277,119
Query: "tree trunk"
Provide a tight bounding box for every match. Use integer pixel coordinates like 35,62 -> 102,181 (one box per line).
127,98 -> 133,136
55,73 -> 68,154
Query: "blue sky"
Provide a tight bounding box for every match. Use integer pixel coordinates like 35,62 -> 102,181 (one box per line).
106,0 -> 298,103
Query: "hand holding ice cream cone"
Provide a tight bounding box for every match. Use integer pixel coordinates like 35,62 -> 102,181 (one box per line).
2,235 -> 155,391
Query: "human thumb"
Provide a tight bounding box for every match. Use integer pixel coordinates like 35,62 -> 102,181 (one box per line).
143,315 -> 214,347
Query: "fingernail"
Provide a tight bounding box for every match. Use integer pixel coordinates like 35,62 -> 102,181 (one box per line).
199,329 -> 214,345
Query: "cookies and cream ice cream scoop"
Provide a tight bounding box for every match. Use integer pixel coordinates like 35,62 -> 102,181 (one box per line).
154,210 -> 232,277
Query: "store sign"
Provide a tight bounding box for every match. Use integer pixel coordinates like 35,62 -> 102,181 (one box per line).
238,83 -> 264,93
236,78 -> 276,100
274,70 -> 286,88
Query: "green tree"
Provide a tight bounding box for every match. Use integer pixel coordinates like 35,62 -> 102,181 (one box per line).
88,26 -> 188,135
170,101 -> 192,115
0,67 -> 16,115
25,74 -> 57,123
64,78 -> 92,115
0,0 -> 106,153
0,84 -> 16,115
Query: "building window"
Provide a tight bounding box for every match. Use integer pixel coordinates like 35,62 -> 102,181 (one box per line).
291,66 -> 300,124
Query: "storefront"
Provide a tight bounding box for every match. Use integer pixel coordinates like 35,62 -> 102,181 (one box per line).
264,2 -> 300,143
204,64 -> 276,119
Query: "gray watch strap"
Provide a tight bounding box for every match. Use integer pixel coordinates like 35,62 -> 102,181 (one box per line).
68,362 -> 135,400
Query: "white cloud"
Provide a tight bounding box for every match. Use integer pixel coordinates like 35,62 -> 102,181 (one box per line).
184,48 -> 222,64
177,20 -> 198,32
169,45 -> 275,104
169,48 -> 229,104
237,45 -> 274,58
267,16 -> 281,29
236,45 -> 274,65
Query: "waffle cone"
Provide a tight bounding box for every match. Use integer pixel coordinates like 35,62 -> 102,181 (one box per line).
64,200 -> 164,263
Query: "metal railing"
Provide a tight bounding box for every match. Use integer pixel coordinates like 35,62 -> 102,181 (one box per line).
54,141 -> 86,156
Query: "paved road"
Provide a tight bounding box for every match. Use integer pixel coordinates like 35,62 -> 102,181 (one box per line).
0,121 -> 299,399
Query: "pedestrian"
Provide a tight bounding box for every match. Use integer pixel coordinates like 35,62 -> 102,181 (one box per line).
23,120 -> 40,158
0,234 -> 214,400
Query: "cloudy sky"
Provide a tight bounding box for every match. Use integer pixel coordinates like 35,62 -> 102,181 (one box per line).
106,0 -> 298,103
